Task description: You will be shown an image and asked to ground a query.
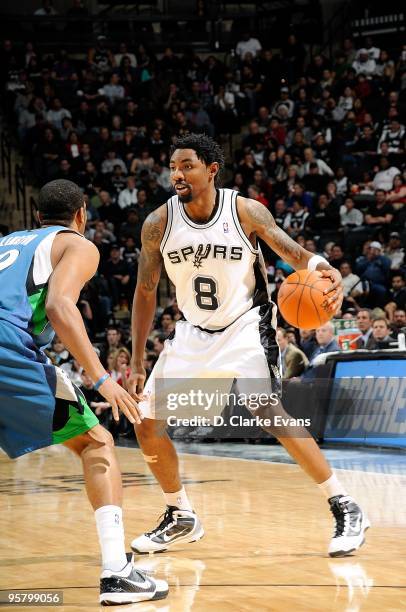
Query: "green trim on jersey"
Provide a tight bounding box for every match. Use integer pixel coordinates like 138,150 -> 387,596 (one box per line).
28,287 -> 49,336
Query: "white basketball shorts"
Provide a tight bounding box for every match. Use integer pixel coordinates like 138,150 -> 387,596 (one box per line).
138,304 -> 281,420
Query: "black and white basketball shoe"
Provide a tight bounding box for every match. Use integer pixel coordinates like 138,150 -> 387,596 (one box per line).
100,561 -> 169,605
328,495 -> 370,557
131,506 -> 204,554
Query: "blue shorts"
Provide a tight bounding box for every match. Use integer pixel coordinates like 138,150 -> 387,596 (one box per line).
0,320 -> 98,459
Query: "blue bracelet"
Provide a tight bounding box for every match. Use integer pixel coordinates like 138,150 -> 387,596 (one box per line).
94,373 -> 110,391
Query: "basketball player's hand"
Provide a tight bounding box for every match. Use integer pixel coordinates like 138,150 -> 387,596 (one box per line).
126,363 -> 147,398
97,377 -> 143,425
321,268 -> 344,314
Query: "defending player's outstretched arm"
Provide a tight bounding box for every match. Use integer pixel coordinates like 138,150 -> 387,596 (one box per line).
46,232 -> 142,424
237,196 -> 343,312
129,205 -> 167,394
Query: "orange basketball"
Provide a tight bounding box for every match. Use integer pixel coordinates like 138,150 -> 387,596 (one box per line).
277,269 -> 334,329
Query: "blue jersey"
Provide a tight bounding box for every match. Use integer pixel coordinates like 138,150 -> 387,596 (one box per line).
0,226 -> 72,350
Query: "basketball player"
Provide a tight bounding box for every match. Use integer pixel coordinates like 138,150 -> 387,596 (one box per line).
0,180 -> 168,605
128,134 -> 370,558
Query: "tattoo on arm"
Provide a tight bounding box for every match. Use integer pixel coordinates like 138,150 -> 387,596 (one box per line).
137,210 -> 164,293
244,199 -> 303,265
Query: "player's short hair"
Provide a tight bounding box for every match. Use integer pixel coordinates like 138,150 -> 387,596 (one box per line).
170,133 -> 225,185
38,179 -> 85,225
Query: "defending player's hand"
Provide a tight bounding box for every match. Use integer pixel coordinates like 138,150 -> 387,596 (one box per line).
97,376 -> 143,425
321,268 -> 344,314
126,363 -> 147,399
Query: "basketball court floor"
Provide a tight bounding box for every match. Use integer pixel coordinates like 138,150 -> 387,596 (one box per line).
1,442 -> 405,611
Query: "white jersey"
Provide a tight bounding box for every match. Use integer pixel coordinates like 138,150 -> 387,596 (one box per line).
161,188 -> 271,331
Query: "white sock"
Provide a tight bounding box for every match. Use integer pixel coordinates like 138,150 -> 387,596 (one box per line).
95,505 -> 127,571
318,473 -> 348,500
164,486 -> 193,511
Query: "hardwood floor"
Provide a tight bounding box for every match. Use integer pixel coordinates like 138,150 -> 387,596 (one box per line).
1,445 -> 405,611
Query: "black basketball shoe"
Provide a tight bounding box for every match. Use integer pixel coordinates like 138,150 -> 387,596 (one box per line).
131,506 -> 204,554
100,562 -> 168,605
328,495 -> 370,557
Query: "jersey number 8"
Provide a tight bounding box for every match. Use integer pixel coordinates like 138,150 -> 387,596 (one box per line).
193,276 -> 219,311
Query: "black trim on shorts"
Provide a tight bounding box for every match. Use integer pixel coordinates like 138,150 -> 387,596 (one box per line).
258,302 -> 282,396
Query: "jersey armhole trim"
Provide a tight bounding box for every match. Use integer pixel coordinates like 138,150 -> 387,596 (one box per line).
160,199 -> 173,253
231,191 -> 259,254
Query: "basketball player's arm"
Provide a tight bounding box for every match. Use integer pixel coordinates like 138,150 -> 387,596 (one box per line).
239,197 -> 343,311
129,207 -> 166,393
46,235 -> 142,423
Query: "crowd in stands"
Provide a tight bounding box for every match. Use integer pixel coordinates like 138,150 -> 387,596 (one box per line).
1,7 -> 405,435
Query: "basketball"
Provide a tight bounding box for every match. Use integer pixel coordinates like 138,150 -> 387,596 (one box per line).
277,269 -> 334,329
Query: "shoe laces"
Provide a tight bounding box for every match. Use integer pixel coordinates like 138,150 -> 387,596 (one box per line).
330,497 -> 350,537
146,506 -> 177,537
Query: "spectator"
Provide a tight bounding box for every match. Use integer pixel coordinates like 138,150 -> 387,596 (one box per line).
352,49 -> 376,77
273,87 -> 294,119
115,42 -> 137,68
118,208 -> 142,246
46,336 -> 70,365
87,219 -> 116,243
273,198 -> 288,228
276,328 -> 308,378
302,147 -> 334,177
154,162 -> 172,192
121,235 -> 139,268
79,368 -> 109,417
102,73 -> 125,105
308,322 -> 341,365
340,196 -> 363,227
356,241 -> 390,306
130,150 -> 155,177
156,312 -> 175,335
153,335 -> 166,355
377,119 -> 405,155
118,175 -> 138,210
354,308 -> 374,349
102,244 -> 131,308
109,164 -> 127,196
284,200 -> 309,237
385,273 -> 406,318
110,348 -> 131,385
371,157 -> 400,192
386,175 -> 406,208
298,329 -> 317,359
46,98 -> 71,131
101,150 -> 127,175
236,32 -> 262,58
131,188 -> 151,223
247,184 -> 269,207
384,232 -> 404,269
390,309 -> 406,338
364,190 -> 394,227
369,318 -> 394,349
87,35 -> 115,74
100,326 -> 123,366
307,194 -> 339,234
329,244 -> 345,270
339,260 -> 362,298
